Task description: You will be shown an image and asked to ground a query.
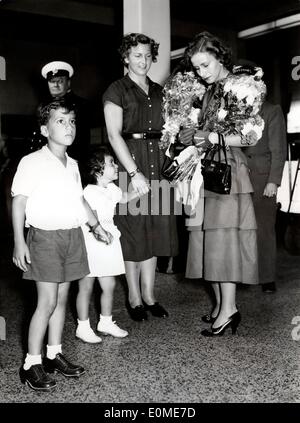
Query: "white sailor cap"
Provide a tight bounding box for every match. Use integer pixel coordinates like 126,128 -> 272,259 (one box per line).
41,61 -> 74,80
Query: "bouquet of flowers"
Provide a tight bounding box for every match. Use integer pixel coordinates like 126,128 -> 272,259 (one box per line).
159,71 -> 206,150
159,65 -> 266,211
201,66 -> 267,144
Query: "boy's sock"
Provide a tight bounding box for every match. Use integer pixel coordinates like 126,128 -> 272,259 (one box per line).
23,353 -> 42,370
46,344 -> 62,360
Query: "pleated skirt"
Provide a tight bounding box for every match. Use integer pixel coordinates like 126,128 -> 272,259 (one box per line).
186,192 -> 258,284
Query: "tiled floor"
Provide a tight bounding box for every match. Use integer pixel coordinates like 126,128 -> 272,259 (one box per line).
1,227 -> 300,403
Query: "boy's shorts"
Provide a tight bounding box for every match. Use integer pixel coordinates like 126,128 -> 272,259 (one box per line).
23,226 -> 90,283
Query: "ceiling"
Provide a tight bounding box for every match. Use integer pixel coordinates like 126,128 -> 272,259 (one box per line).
1,0 -> 300,27
171,0 -> 300,30
68,0 -> 300,30
1,0 -> 300,47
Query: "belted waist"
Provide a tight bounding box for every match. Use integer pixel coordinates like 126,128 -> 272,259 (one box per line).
123,132 -> 162,140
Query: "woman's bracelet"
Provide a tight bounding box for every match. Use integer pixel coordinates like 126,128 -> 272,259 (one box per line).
129,167 -> 141,178
89,221 -> 100,232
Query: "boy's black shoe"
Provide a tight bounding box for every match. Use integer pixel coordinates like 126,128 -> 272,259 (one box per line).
20,364 -> 56,392
262,282 -> 276,293
44,353 -> 85,378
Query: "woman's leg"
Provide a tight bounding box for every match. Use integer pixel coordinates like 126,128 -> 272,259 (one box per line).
47,281 -> 71,346
140,257 -> 157,304
212,282 -> 237,328
125,261 -> 142,307
211,283 -> 221,318
98,276 -> 116,316
76,276 -> 95,321
28,281 -> 59,355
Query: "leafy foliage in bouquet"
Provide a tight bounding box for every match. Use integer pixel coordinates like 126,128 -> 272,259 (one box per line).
159,71 -> 206,150
201,66 -> 267,145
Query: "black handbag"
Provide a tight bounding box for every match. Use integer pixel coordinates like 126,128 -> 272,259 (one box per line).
201,133 -> 231,194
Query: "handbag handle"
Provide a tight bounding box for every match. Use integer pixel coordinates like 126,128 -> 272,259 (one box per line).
218,133 -> 228,165
203,133 -> 228,164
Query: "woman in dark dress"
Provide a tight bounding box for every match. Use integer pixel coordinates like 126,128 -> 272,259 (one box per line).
103,33 -> 178,321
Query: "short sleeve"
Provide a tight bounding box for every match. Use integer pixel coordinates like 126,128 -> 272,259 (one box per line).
11,156 -> 39,197
108,183 -> 122,204
83,185 -> 98,210
102,80 -> 123,108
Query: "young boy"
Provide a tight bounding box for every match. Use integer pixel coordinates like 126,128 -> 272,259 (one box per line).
11,99 -> 112,392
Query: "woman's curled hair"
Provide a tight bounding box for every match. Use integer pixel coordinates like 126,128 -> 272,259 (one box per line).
118,33 -> 159,66
184,31 -> 233,71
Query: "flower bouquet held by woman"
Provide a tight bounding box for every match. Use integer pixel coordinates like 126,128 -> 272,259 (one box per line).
159,70 -> 206,210
159,71 -> 206,150
201,64 -> 266,145
160,65 -> 266,187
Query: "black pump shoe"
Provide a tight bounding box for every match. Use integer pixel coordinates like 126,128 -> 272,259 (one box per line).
201,313 -> 217,324
201,311 -> 241,337
143,301 -> 169,318
126,302 -> 148,321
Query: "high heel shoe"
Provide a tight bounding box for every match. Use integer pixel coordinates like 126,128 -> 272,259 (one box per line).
201,313 -> 217,324
201,311 -> 241,337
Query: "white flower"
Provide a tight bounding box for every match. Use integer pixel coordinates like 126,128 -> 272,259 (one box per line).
235,85 -> 250,100
218,108 -> 228,120
189,107 -> 200,124
245,94 -> 255,106
241,121 -> 264,142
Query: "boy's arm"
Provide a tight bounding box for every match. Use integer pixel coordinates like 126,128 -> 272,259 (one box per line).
82,196 -> 113,244
12,195 -> 31,272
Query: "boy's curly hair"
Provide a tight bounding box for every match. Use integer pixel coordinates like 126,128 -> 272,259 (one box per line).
37,98 -> 77,126
184,31 -> 233,72
118,33 -> 159,67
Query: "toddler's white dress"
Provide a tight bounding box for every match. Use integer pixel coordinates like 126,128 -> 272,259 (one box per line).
82,183 -> 125,277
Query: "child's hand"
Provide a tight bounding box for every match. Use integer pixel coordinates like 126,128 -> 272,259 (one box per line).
93,225 -> 113,245
12,241 -> 31,272
130,172 -> 150,196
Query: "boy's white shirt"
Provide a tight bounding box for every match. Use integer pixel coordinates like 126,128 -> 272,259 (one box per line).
11,145 -> 88,230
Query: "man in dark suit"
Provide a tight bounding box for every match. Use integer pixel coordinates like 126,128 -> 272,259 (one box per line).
40,61 -> 91,161
244,101 -> 287,292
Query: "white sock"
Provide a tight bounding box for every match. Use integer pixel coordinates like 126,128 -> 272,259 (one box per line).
23,353 -> 42,370
100,314 -> 112,323
77,318 -> 91,329
46,344 -> 62,360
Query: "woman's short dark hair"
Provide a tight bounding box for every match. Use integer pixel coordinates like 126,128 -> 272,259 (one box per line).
118,33 -> 159,66
83,146 -> 114,186
184,31 -> 233,71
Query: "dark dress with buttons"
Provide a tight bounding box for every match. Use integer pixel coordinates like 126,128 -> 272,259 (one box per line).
102,74 -> 179,261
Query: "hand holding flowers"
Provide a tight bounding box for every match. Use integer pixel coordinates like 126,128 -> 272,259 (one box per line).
159,71 -> 206,150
